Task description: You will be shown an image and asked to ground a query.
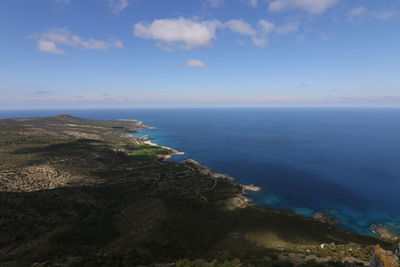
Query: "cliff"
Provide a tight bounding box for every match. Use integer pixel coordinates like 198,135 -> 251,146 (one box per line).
371,245 -> 399,267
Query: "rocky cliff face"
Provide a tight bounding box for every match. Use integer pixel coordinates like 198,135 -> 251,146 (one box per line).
371,245 -> 399,267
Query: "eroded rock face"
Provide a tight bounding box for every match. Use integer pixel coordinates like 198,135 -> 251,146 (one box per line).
371,245 -> 399,267
395,242 -> 400,257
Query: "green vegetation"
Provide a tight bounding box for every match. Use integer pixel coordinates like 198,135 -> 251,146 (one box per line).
0,115 -> 391,266
130,143 -> 170,162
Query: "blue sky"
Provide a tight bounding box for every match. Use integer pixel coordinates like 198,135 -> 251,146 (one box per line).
1,0 -> 399,108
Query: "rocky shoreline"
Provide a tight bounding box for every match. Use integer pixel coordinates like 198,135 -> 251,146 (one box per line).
0,115 -> 397,266
135,125 -> 400,242
132,128 -> 264,207
142,139 -> 185,161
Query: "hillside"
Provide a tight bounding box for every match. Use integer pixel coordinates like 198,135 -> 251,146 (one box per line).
0,115 -> 391,266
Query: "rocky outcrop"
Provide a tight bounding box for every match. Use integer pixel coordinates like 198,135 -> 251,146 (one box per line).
371,225 -> 399,240
371,245 -> 399,267
242,184 -> 262,192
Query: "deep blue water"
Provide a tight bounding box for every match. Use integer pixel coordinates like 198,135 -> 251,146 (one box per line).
1,108 -> 400,236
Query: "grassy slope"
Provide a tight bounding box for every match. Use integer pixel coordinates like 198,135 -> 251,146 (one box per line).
0,115 -> 390,266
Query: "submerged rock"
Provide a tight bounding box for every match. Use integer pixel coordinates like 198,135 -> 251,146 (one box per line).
371,225 -> 399,240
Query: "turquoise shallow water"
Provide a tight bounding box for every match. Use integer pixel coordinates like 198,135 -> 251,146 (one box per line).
1,108 -> 400,236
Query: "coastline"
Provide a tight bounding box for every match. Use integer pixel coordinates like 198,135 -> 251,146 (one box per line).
129,121 -> 400,241
143,139 -> 185,160
131,124 -> 264,207
1,114 -> 396,266
136,135 -> 185,161
131,126 -> 350,222
124,119 -> 183,161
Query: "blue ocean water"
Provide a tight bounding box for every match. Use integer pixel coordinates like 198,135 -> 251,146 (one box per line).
1,108 -> 399,236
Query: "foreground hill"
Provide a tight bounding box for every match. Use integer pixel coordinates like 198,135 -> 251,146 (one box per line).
0,115 -> 391,266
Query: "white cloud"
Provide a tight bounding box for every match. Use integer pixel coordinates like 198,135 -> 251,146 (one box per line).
224,19 -> 256,36
186,59 -> 207,68
134,18 -> 220,50
30,28 -> 123,54
37,40 -> 65,55
268,0 -> 338,14
105,0 -> 130,14
134,17 -> 300,49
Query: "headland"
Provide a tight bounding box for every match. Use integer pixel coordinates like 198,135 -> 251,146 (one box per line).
0,115 -> 396,266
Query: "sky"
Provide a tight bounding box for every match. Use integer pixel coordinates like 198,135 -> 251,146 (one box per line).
1,0 -> 399,108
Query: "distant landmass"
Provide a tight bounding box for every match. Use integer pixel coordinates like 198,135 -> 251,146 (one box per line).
0,115 -> 396,266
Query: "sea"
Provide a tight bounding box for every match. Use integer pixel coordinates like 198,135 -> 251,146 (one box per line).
1,108 -> 399,236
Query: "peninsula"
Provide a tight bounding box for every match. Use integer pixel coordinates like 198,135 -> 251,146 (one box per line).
0,115 -> 394,266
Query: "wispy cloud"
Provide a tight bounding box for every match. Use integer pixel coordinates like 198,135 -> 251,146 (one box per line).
52,0 -> 132,14
3,93 -> 400,108
207,0 -> 257,8
275,21 -> 299,35
350,6 -> 367,17
224,19 -> 299,46
206,0 -> 224,7
105,0 -> 130,14
32,90 -> 52,95
373,11 -> 398,21
224,19 -> 257,36
37,40 -> 65,54
240,0 -> 258,7
52,0 -> 70,4
223,19 -> 268,46
29,28 -> 123,54
268,0 -> 338,14
186,59 -> 207,68
349,6 -> 398,22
